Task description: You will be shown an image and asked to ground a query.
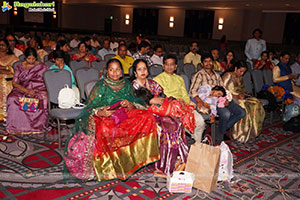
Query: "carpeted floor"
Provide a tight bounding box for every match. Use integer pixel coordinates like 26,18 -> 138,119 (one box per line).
0,121 -> 299,200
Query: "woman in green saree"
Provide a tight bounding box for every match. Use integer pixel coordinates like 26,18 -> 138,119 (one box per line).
65,59 -> 159,181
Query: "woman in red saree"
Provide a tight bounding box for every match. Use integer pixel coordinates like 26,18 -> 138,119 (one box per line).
72,42 -> 98,67
65,59 -> 159,181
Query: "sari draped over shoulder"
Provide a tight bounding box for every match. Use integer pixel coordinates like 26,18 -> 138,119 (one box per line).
132,78 -> 189,174
66,78 -> 159,181
6,63 -> 49,134
222,72 -> 265,143
72,53 -> 98,66
0,54 -> 19,121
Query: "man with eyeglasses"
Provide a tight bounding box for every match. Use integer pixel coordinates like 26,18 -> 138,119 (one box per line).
6,34 -> 23,58
154,54 -> 205,142
151,45 -> 163,66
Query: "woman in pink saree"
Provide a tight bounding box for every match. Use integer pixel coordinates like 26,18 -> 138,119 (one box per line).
6,47 -> 49,134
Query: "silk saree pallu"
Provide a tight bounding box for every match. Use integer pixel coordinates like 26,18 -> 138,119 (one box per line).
93,109 -> 160,181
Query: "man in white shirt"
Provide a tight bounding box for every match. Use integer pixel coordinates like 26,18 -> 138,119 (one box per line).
6,34 -> 23,58
90,34 -> 101,49
98,39 -> 115,60
18,32 -> 31,46
69,33 -> 81,49
151,45 -> 163,65
244,28 -> 267,69
110,37 -> 119,51
290,52 -> 300,86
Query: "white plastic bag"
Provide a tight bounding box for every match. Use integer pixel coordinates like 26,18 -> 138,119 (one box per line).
217,141 -> 234,182
58,84 -> 77,109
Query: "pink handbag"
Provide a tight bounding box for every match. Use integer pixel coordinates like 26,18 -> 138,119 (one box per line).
109,101 -> 128,125
64,132 -> 96,180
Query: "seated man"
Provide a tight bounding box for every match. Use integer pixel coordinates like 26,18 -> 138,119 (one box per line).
151,45 -> 163,65
69,33 -> 80,49
133,41 -> 153,66
154,54 -> 205,142
98,39 -> 115,60
189,53 -> 245,144
184,41 -> 201,70
273,51 -> 300,98
290,52 -> 300,87
113,44 -> 134,76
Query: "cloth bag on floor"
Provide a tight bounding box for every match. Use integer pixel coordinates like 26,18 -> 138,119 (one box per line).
185,142 -> 221,193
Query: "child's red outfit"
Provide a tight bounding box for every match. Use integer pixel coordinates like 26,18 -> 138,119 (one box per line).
148,97 -> 196,133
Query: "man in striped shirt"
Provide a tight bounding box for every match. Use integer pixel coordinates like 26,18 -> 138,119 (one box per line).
189,54 -> 245,144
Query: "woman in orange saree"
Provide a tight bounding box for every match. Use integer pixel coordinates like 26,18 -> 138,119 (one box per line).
72,42 -> 98,67
0,38 -> 19,121
65,59 -> 159,181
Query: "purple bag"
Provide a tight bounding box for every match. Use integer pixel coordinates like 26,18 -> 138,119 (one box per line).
109,101 -> 128,125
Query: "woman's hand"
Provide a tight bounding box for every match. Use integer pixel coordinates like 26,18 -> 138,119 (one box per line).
96,107 -> 115,117
26,89 -> 35,96
287,73 -> 296,80
150,97 -> 164,105
121,100 -> 135,110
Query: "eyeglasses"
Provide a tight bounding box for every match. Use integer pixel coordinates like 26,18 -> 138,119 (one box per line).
164,62 -> 176,66
7,40 -> 15,42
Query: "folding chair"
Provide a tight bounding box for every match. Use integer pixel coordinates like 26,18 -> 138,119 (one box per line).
45,60 -> 55,68
149,64 -> 163,76
75,67 -> 99,100
104,54 -> 116,62
183,63 -> 196,80
180,74 -> 190,93
13,60 -> 22,70
69,60 -> 89,73
262,69 -> 274,86
43,69 -> 83,149
85,80 -> 98,97
92,60 -> 106,72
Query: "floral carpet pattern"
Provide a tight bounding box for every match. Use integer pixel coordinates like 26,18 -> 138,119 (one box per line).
0,122 -> 299,200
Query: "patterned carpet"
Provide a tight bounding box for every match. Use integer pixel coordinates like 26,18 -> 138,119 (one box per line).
0,122 -> 299,200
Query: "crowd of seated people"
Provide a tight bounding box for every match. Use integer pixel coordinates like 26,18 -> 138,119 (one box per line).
1,28 -> 300,182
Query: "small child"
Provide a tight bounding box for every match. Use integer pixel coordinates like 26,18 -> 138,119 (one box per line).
192,84 -> 227,123
136,88 -> 196,134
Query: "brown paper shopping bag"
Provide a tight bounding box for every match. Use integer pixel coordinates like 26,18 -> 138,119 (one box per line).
185,142 -> 221,193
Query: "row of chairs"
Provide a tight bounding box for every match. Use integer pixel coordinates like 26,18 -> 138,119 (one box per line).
43,68 -> 99,149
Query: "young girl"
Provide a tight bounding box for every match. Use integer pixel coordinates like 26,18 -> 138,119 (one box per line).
192,84 -> 227,123
136,87 -> 196,133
